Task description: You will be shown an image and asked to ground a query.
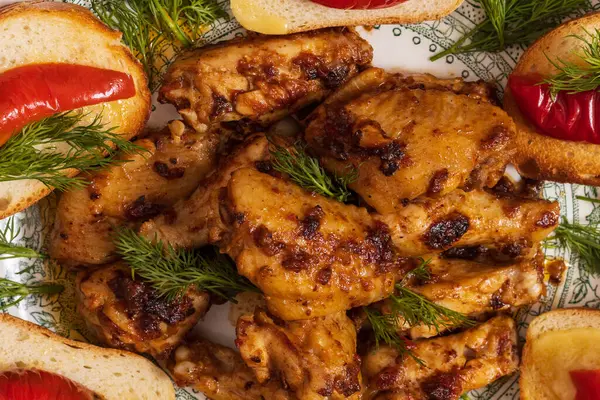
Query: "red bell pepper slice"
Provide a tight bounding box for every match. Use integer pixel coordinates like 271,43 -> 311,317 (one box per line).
0,369 -> 95,400
0,63 -> 136,147
309,0 -> 406,9
508,74 -> 600,145
570,370 -> 600,400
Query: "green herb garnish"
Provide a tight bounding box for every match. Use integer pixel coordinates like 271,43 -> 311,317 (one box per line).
0,112 -> 146,191
269,142 -> 358,203
114,228 -> 259,301
0,217 -> 44,261
0,278 -> 63,311
431,0 -> 589,61
577,195 -> 600,204
89,0 -> 226,90
546,217 -> 600,275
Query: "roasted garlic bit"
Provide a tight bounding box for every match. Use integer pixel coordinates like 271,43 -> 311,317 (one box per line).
169,338 -> 291,400
305,67 -> 516,213
159,27 -> 372,132
362,316 -> 518,400
76,263 -> 210,359
237,309 -> 362,399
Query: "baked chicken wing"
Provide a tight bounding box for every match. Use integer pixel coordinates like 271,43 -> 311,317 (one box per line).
236,309 -> 362,399
305,68 -> 516,213
362,316 -> 518,400
49,122 -> 218,266
160,28 -> 372,133
76,262 -> 210,359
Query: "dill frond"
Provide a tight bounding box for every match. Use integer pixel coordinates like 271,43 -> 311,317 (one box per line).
546,218 -> 600,275
0,217 -> 44,261
0,278 -> 63,311
114,228 -> 259,301
269,142 -> 358,203
0,112 -> 146,191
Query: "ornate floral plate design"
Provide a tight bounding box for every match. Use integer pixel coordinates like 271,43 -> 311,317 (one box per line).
0,1 -> 599,399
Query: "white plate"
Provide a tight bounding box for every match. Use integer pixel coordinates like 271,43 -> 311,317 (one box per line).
0,1 -> 599,399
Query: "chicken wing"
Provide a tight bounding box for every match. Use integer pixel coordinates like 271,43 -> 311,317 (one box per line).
76,262 -> 210,359
169,338 -> 291,400
49,122 -> 219,266
362,316 -> 518,400
305,68 -> 516,213
160,28 -> 372,133
236,309 -> 362,399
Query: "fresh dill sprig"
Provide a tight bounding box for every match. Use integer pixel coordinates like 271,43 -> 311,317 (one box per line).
89,0 -> 226,90
577,195 -> 600,204
543,29 -> 600,97
546,217 -> 600,275
114,228 -> 260,301
0,278 -> 63,311
0,112 -> 146,191
269,142 -> 358,203
431,0 -> 589,61
0,217 -> 44,261
365,259 -> 473,358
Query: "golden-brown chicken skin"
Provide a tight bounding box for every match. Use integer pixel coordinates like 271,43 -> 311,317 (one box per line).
139,134 -> 271,249
222,168 -> 401,320
169,338 -> 292,400
362,316 -> 519,400
49,122 -> 219,266
159,28 -> 373,133
373,249 -> 544,338
76,262 -> 210,359
237,309 -> 362,399
305,68 -> 516,213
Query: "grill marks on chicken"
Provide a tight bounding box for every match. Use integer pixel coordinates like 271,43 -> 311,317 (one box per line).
362,316 -> 519,400
49,123 -> 219,266
169,338 -> 291,400
159,28 -> 372,133
305,68 -> 516,214
224,168 -> 400,320
76,263 -> 210,359
236,310 -> 362,399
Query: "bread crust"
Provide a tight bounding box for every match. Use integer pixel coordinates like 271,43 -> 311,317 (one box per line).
0,0 -> 151,219
0,313 -> 175,400
505,12 -> 600,186
231,0 -> 463,34
520,308 -> 600,400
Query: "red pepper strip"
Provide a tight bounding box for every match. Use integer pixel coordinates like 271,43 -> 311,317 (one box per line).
0,370 -> 95,400
0,63 -> 136,147
508,75 -> 600,145
570,370 -> 600,400
309,0 -> 406,9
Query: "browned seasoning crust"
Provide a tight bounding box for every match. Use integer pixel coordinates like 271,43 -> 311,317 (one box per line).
159,28 -> 372,132
76,263 -> 211,359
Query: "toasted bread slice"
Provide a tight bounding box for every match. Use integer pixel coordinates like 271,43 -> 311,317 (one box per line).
520,308 -> 600,400
0,1 -> 151,219
504,12 -> 600,185
0,313 -> 175,400
230,0 -> 463,34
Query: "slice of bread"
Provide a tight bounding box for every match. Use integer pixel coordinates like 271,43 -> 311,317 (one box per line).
230,0 -> 463,34
504,12 -> 600,186
0,1 -> 151,219
520,308 -> 600,400
0,313 -> 175,400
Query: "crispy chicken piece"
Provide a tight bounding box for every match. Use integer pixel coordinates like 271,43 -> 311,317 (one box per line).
76,262 -> 210,359
362,316 -> 519,400
305,68 -> 516,214
381,189 -> 559,257
376,249 -> 545,338
160,28 -> 373,133
169,338 -> 291,400
236,309 -> 362,399
139,134 -> 271,249
49,122 -> 218,266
